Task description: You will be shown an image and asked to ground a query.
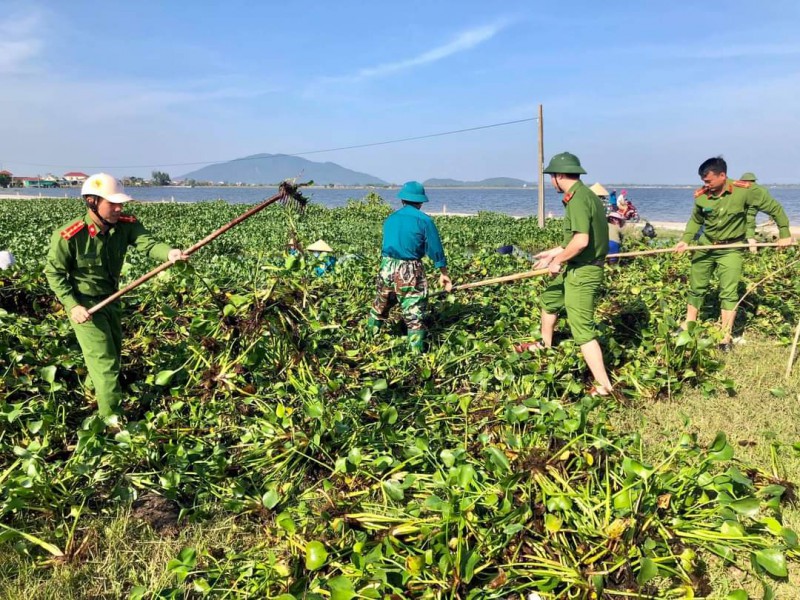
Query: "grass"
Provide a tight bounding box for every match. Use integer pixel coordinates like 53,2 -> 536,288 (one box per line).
611,332 -> 800,598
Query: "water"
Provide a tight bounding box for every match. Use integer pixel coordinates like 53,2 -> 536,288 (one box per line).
11,185 -> 800,223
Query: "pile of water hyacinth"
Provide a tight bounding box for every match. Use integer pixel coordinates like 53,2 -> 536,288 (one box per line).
1,194 -> 799,598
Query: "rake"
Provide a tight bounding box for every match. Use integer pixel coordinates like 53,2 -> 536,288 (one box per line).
88,180 -> 311,315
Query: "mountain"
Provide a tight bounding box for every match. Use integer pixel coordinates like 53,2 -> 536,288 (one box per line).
179,153 -> 388,185
423,177 -> 534,187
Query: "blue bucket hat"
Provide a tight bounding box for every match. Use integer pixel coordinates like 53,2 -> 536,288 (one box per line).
397,181 -> 429,203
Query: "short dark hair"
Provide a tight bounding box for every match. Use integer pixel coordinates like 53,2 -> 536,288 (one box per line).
698,156 -> 727,177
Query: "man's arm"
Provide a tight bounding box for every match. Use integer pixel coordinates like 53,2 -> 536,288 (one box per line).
43,231 -> 81,315
747,186 -> 791,240
424,219 -> 447,269
549,233 -> 590,273
129,220 -> 174,262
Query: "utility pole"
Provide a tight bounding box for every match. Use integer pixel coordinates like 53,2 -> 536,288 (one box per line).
537,104 -> 545,227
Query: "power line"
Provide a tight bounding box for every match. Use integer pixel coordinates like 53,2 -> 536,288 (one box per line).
6,117 -> 538,170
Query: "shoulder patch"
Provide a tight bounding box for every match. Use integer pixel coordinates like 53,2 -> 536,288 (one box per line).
562,192 -> 574,204
693,186 -> 707,198
60,220 -> 86,240
733,180 -> 751,188
118,215 -> 137,223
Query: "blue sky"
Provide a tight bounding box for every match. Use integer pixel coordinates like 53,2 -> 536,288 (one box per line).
2,0 -> 800,183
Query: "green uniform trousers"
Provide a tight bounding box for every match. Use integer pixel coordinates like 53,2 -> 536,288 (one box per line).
71,300 -> 123,418
540,264 -> 604,345
688,248 -> 743,311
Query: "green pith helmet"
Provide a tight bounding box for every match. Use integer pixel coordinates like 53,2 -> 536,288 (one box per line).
542,152 -> 587,175
739,172 -> 757,182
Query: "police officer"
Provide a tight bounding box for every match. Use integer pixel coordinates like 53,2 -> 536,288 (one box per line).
740,172 -> 778,253
675,157 -> 792,350
368,181 -> 452,352
528,152 -> 615,397
44,173 -> 187,423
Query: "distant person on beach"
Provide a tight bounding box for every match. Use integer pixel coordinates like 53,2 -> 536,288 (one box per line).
522,152 -> 616,398
674,157 -> 792,351
607,212 -> 626,262
368,181 -> 452,353
44,173 -> 188,425
616,191 -> 639,222
609,190 -> 618,211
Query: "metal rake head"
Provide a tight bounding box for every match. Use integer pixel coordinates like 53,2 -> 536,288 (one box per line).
278,179 -> 313,213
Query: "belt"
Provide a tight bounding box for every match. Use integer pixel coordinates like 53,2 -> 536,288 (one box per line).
711,236 -> 745,245
568,259 -> 605,268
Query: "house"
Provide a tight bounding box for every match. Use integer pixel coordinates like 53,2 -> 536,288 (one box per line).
63,171 -> 89,186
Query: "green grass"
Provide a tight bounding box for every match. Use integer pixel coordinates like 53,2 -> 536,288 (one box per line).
612,333 -> 800,598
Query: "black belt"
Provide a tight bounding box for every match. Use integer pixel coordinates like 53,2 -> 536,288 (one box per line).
711,237 -> 745,245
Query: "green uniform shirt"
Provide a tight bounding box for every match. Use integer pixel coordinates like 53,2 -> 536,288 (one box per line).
45,213 -> 171,312
681,179 -> 790,244
562,180 -> 609,265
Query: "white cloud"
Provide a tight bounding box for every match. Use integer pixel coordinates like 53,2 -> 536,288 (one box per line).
322,21 -> 510,84
0,8 -> 44,74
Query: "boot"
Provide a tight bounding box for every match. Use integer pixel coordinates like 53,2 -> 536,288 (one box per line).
367,316 -> 383,334
407,330 -> 426,353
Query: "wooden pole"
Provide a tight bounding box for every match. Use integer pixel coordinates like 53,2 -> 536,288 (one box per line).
448,241 -> 793,294
87,186 -> 295,315
537,104 -> 545,228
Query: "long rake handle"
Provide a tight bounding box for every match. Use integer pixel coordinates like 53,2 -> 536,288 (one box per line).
449,241 -> 794,293
609,240 -> 793,259
88,188 -> 289,315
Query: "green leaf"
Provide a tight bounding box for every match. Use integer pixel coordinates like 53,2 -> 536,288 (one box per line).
729,497 -> 760,518
725,591 -> 748,600
305,541 -> 328,571
485,446 -> 511,472
39,365 -> 57,384
754,548 -> 787,577
622,457 -> 653,479
0,522 -> 63,557
262,489 -> 280,509
544,513 -> 562,533
372,378 -> 388,391
637,557 -> 659,584
382,480 -> 404,501
154,368 -> 181,386
327,576 -> 355,600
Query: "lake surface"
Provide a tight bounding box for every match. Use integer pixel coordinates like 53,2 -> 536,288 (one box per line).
10,185 -> 800,223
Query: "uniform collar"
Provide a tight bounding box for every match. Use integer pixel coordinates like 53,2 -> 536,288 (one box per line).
84,212 -> 104,237
706,180 -> 734,199
562,180 -> 583,204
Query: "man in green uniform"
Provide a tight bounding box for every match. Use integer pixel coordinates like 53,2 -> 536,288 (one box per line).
44,173 -> 187,423
740,172 -> 778,253
675,157 -> 792,350
525,152 -> 615,397
368,181 -> 452,352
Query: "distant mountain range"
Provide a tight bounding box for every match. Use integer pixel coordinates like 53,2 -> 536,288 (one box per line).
423,177 -> 534,188
179,153 -> 388,186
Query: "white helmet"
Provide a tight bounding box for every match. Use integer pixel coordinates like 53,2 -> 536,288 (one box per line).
81,173 -> 131,204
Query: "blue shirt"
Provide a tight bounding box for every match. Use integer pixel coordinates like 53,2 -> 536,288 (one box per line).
381,205 -> 447,268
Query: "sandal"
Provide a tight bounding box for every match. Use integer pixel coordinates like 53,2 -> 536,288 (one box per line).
514,341 -> 546,354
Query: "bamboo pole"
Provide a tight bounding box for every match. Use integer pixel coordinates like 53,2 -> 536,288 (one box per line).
87,184 -> 304,315
449,241 -> 794,293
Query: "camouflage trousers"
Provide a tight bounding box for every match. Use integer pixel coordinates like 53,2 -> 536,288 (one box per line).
370,257 -> 428,331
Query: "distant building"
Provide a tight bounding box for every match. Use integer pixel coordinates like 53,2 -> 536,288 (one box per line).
63,171 -> 89,185
0,170 -> 12,177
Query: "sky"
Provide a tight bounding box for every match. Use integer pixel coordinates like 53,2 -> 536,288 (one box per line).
1,0 -> 800,184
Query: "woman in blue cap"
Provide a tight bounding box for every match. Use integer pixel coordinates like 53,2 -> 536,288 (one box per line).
368,181 -> 452,352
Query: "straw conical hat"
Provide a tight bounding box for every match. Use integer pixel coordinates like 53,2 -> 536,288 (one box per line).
589,182 -> 609,197
307,239 -> 333,253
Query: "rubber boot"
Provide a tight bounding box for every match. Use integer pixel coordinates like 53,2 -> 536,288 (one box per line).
407,329 -> 426,353
367,316 -> 383,334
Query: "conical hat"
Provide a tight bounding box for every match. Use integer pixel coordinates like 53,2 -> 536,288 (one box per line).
307,239 -> 333,253
589,182 -> 609,197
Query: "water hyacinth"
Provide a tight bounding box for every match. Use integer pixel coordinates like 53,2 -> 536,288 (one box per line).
0,196 -> 798,597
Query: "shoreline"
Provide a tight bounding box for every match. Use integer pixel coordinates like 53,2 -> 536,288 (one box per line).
3,195 -> 799,236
